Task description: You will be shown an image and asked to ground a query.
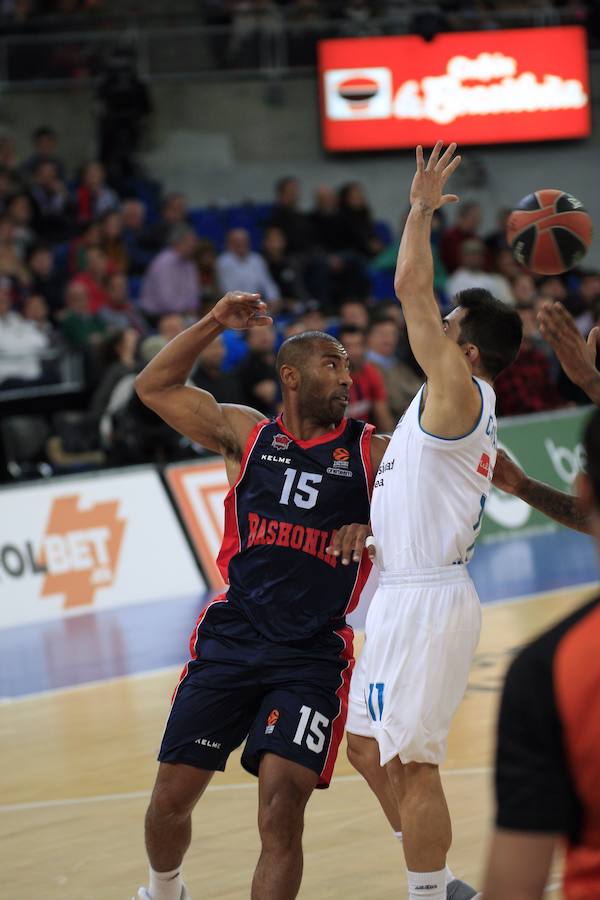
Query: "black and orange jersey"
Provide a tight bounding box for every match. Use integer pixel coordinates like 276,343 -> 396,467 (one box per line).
216,415 -> 374,642
495,594 -> 600,899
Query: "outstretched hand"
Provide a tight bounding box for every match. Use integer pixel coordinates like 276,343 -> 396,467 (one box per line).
212,291 -> 273,331
410,141 -> 461,212
538,300 -> 599,393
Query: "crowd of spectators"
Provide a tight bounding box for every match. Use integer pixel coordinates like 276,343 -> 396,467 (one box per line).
0,122 -> 599,479
2,1 -> 598,84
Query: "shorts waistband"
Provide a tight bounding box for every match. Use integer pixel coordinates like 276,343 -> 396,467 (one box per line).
379,565 -> 471,587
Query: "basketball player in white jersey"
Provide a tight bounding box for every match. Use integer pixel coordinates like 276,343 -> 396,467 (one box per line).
343,143 -> 523,900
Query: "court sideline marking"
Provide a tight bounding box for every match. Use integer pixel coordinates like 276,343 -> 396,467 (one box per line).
0,767 -> 492,814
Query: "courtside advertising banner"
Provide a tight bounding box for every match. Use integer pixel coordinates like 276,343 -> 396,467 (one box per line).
0,468 -> 205,629
165,460 -> 230,589
319,27 -> 590,151
483,405 -> 591,541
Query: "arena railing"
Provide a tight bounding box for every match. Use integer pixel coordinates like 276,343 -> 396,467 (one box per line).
0,5 -> 592,88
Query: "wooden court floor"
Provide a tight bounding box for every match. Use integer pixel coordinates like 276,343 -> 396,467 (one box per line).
2,585 -> 594,900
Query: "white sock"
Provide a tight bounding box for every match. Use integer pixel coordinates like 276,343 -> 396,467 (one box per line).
407,868 -> 446,900
445,864 -> 455,885
393,830 -> 403,842
148,865 -> 182,900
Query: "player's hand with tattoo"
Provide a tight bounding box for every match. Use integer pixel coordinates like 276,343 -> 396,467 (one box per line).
326,524 -> 375,566
211,291 -> 273,331
492,450 -> 526,495
410,141 -> 462,213
538,300 -> 600,404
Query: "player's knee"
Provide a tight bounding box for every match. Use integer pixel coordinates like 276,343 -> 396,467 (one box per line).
149,780 -> 194,823
347,734 -> 380,781
258,784 -> 306,849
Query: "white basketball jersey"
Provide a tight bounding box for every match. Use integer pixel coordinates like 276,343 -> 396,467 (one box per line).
371,377 -> 497,571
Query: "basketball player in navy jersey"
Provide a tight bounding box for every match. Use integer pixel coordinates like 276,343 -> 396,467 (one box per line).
132,290 -> 390,900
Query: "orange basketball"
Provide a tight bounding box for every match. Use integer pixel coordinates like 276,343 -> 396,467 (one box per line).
506,189 -> 592,275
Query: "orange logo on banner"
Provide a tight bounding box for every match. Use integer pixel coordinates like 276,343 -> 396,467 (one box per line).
40,495 -> 126,608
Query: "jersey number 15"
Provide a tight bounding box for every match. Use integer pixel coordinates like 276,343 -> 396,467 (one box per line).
279,468 -> 323,510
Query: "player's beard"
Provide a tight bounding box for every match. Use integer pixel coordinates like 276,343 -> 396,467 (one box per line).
297,382 -> 343,428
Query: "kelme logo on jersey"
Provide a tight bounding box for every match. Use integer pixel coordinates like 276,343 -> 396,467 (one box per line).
272,433 -> 293,451
265,709 -> 280,734
327,446 -> 353,478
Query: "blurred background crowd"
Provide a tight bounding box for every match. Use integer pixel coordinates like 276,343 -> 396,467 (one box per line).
0,115 -> 599,481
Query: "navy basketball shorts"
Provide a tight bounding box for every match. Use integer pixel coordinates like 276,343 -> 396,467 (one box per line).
159,597 -> 354,788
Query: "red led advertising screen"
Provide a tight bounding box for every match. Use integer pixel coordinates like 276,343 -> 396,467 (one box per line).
318,27 -> 590,151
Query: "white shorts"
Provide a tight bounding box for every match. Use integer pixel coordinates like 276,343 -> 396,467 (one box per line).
346,566 -> 481,766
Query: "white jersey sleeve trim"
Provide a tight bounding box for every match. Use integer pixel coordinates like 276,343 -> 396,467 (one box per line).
417,379 -> 484,444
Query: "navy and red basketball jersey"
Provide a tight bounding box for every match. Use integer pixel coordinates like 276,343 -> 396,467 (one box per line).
216,414 -> 374,642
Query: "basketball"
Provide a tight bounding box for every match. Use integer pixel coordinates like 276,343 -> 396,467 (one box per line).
507,189 -> 593,275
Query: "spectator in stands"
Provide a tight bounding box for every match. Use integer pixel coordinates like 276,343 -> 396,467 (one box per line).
28,243 -> 65,316
512,272 -> 537,306
22,293 -> 62,349
440,201 -> 482,273
88,328 -> 140,430
366,317 -> 423,420
337,182 -> 384,259
238,324 -> 279,417
494,301 -> 565,416
0,167 -> 18,216
99,272 -> 148,335
494,248 -> 521,285
0,278 -> 49,387
191,333 -> 244,404
217,228 -> 280,302
71,245 -> 112,313
21,125 -> 66,181
29,158 -> 74,242
99,209 -> 128,273
309,185 -> 371,303
447,239 -> 514,306
121,199 -> 154,275
158,313 -> 186,343
140,226 -> 200,322
59,280 -> 106,347
0,215 -> 31,289
309,185 -> 346,252
7,192 -> 34,259
262,226 -> 306,301
301,300 -> 327,334
338,298 -> 369,331
0,136 -> 19,181
338,324 -> 394,431
76,161 -> 119,224
196,238 -> 222,308
144,192 -> 190,251
485,208 -> 511,256
267,176 -> 311,254
69,219 -> 102,273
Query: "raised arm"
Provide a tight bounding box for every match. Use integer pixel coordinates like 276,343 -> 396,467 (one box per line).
493,450 -> 591,535
538,300 -> 600,406
135,291 -> 272,482
394,142 -> 481,437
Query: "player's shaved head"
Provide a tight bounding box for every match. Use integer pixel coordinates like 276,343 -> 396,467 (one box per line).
277,331 -> 344,373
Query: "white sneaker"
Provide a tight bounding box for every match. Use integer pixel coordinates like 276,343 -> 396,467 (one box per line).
134,888 -> 191,900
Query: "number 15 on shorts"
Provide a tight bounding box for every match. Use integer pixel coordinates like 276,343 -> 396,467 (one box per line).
293,705 -> 330,754
367,682 -> 384,721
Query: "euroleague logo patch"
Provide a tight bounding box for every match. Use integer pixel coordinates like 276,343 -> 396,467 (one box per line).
272,433 -> 292,451
265,709 -> 280,735
327,446 -> 353,478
